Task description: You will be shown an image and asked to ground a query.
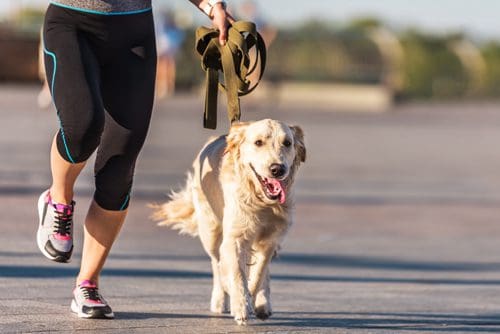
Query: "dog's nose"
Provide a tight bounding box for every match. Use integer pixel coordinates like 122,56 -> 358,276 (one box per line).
270,163 -> 286,178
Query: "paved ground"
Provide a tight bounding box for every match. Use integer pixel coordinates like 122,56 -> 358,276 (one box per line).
1,85 -> 500,333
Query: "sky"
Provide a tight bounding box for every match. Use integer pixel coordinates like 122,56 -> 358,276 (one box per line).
2,0 -> 500,40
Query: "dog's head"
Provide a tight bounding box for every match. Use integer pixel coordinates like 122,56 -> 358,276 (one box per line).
225,119 -> 306,205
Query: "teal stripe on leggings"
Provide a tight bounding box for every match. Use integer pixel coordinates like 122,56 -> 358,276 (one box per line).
43,46 -> 76,164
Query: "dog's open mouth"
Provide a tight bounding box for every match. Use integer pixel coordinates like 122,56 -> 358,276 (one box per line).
250,164 -> 286,204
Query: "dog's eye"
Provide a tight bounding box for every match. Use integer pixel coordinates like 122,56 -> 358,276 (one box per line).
283,139 -> 292,147
255,139 -> 263,147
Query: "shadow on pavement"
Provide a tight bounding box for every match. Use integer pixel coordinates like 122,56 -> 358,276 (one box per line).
116,312 -> 226,320
276,253 -> 500,272
3,250 -> 500,272
262,311 -> 500,332
0,251 -> 208,262
2,265 -> 500,285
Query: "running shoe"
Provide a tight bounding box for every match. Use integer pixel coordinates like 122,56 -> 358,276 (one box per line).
71,280 -> 114,319
36,189 -> 74,263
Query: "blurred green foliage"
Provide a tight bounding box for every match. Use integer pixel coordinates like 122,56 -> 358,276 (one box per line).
399,31 -> 467,98
481,42 -> 500,97
267,21 -> 350,82
266,21 -> 382,84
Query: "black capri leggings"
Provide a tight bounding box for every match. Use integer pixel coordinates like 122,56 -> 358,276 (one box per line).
43,4 -> 157,210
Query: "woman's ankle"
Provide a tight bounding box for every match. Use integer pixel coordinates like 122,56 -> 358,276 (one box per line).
49,187 -> 74,205
76,277 -> 98,287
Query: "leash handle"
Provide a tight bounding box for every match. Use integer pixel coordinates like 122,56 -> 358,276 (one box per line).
196,21 -> 266,129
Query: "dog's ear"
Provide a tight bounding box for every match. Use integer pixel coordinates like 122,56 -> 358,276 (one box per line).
290,125 -> 306,163
225,121 -> 249,154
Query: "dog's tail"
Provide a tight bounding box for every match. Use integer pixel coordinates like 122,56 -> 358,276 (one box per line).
150,173 -> 198,237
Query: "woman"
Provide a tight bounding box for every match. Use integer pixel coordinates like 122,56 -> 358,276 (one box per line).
36,0 -> 230,319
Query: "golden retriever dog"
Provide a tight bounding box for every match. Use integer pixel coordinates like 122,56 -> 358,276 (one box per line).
152,119 -> 306,325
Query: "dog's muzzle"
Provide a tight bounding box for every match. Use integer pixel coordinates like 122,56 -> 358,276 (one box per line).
250,164 -> 287,204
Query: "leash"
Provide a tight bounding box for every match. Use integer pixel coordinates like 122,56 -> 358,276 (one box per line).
195,21 -> 266,129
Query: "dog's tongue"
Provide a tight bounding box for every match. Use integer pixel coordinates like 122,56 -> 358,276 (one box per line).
267,178 -> 286,204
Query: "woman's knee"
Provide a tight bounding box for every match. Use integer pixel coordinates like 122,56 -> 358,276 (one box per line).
56,113 -> 104,163
91,125 -> 149,210
94,173 -> 133,211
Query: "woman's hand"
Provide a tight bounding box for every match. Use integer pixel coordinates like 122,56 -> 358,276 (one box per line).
189,0 -> 236,45
210,3 -> 235,45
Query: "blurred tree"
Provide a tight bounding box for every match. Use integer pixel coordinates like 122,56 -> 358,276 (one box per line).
481,42 -> 500,97
266,20 -> 349,82
266,19 -> 383,84
400,31 -> 468,98
347,17 -> 382,30
338,19 -> 384,84
449,39 -> 486,96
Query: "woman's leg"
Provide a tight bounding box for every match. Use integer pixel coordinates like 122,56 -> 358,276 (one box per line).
38,5 -> 105,263
77,200 -> 127,286
43,6 -> 106,206
75,10 -> 157,285
49,134 -> 86,205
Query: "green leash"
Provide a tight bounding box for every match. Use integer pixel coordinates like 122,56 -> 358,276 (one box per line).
195,21 -> 266,129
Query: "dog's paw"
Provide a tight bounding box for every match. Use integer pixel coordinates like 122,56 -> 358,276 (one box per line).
254,305 -> 272,320
231,295 -> 253,325
232,306 -> 251,325
235,314 -> 249,326
210,293 -> 229,314
254,290 -> 272,320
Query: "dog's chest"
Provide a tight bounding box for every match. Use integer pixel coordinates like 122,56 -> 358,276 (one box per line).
250,207 -> 290,241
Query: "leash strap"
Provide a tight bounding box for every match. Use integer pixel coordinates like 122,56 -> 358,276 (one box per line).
196,21 -> 266,129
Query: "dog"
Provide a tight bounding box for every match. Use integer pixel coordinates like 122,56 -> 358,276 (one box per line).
152,119 -> 306,325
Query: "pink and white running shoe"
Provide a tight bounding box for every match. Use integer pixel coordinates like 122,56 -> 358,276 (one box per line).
36,189 -> 74,263
71,280 -> 114,319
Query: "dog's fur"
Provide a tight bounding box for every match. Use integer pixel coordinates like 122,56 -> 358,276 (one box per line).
152,119 -> 306,325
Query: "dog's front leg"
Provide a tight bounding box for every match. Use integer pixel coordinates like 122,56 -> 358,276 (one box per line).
209,257 -> 229,313
219,237 -> 252,325
253,268 -> 272,320
248,245 -> 275,320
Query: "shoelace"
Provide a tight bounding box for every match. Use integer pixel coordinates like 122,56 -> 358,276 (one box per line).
80,286 -> 102,302
53,207 -> 73,236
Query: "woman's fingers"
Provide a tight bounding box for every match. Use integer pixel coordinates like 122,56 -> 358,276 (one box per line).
211,4 -> 231,45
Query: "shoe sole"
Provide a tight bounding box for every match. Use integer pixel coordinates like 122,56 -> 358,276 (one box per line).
71,299 -> 115,319
36,190 -> 71,263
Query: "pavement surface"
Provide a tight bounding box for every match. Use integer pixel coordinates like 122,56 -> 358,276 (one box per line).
1,85 -> 500,333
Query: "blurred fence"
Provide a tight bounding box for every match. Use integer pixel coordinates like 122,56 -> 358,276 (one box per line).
2,8 -> 500,100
